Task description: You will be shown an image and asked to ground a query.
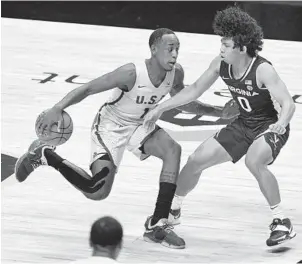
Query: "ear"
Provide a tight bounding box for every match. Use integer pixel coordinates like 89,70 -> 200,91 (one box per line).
240,46 -> 247,54
150,44 -> 157,55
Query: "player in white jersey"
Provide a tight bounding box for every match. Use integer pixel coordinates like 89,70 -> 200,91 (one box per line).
15,28 -> 237,249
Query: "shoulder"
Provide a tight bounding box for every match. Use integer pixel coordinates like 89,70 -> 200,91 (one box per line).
256,61 -> 276,81
174,63 -> 184,78
256,61 -> 283,88
116,63 -> 136,78
172,63 -> 185,85
113,63 -> 136,91
209,56 -> 222,73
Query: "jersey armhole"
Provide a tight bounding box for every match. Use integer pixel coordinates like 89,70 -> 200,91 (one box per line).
255,61 -> 270,90
118,63 -> 137,92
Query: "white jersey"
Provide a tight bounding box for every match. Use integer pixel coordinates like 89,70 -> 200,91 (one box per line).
103,60 -> 175,126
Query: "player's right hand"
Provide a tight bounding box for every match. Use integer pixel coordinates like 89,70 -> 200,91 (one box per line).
36,107 -> 63,136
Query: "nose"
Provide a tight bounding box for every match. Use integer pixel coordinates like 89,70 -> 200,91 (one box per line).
171,49 -> 178,59
220,45 -> 225,54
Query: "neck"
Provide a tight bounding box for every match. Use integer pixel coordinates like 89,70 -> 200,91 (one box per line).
146,58 -> 166,83
232,55 -> 253,75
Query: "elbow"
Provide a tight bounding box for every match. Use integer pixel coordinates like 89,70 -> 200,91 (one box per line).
82,85 -> 92,98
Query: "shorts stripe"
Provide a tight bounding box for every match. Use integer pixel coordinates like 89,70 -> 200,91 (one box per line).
92,111 -> 117,169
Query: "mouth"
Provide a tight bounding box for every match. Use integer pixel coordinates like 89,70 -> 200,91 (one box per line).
168,62 -> 176,67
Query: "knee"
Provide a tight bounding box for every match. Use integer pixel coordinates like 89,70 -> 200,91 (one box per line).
187,152 -> 200,169
84,185 -> 112,201
186,145 -> 209,173
85,163 -> 115,201
162,141 -> 181,161
187,143 -> 206,166
245,156 -> 256,172
245,156 -> 265,175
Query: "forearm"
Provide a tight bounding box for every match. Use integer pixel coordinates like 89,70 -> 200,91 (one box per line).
54,85 -> 89,110
159,84 -> 201,113
277,102 -> 296,127
177,100 -> 223,116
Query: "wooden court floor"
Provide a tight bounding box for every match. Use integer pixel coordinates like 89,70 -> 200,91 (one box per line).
1,18 -> 302,263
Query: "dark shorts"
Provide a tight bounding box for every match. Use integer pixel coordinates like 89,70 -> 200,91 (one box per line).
214,118 -> 290,164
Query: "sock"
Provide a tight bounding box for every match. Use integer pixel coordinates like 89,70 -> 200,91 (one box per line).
44,149 -> 64,169
151,182 -> 176,226
270,203 -> 284,220
171,195 -> 185,210
44,149 -> 107,193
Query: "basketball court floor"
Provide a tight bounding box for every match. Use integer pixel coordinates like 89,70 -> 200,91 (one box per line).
1,18 -> 302,263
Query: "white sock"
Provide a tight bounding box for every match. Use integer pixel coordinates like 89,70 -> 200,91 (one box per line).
270,204 -> 284,220
171,195 -> 185,210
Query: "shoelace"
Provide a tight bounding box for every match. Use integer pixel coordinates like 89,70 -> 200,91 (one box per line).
31,160 -> 43,170
161,220 -> 174,232
29,149 -> 47,169
269,219 -> 282,231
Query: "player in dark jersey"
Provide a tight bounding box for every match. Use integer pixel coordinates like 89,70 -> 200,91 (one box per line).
143,7 -> 296,247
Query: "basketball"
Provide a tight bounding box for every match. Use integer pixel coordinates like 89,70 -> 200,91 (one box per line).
35,110 -> 73,146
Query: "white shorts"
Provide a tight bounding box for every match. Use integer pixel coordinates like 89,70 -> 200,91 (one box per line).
90,108 -> 160,169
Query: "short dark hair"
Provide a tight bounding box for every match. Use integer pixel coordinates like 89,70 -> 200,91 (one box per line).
90,216 -> 123,247
213,6 -> 264,57
149,28 -> 175,48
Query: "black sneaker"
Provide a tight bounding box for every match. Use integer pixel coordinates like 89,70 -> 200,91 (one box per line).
143,216 -> 185,249
266,218 -> 296,247
15,139 -> 54,182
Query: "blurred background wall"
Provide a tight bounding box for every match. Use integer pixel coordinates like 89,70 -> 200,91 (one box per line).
2,1 -> 302,41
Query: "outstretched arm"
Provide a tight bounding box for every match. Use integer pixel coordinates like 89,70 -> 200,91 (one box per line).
169,63 -> 225,117
160,56 -> 221,114
143,56 -> 221,127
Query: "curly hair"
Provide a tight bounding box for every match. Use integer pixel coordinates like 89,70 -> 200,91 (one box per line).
213,6 -> 264,57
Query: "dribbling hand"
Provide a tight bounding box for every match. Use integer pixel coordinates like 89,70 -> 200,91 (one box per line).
269,123 -> 286,135
36,107 -> 63,137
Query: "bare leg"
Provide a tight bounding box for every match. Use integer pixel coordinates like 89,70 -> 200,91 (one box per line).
143,129 -> 181,223
176,136 -> 232,197
245,136 -> 280,207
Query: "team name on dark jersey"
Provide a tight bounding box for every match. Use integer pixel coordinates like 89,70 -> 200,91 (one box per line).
220,56 -> 279,125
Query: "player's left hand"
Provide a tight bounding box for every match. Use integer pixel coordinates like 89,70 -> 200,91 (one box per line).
269,123 -> 286,134
221,99 -> 240,119
143,106 -> 163,130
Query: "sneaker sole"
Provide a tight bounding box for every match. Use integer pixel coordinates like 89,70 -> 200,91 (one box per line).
143,235 -> 185,249
15,153 -> 31,182
267,230 -> 297,247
